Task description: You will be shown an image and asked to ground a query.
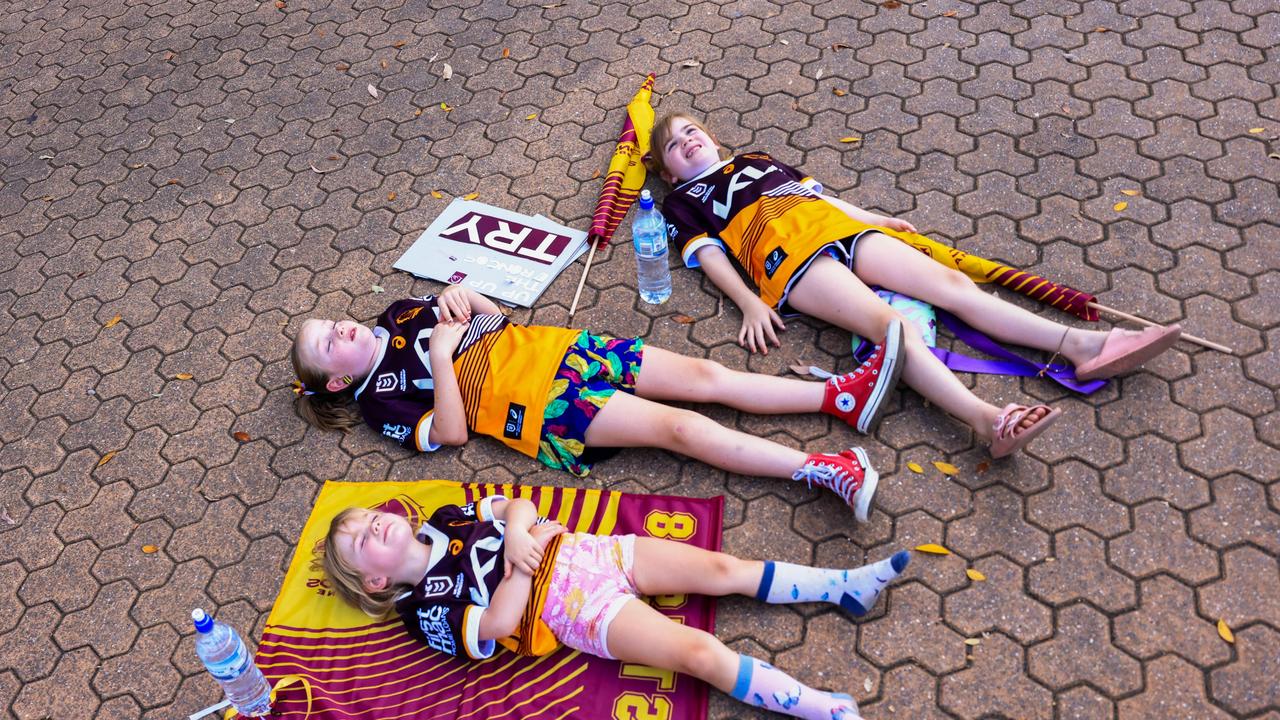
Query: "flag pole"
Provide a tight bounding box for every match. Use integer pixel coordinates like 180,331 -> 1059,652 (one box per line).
567,240 -> 600,320
1088,302 -> 1234,354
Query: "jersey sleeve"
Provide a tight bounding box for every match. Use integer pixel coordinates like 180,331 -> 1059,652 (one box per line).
774,157 -> 825,195
663,192 -> 728,268
361,394 -> 439,452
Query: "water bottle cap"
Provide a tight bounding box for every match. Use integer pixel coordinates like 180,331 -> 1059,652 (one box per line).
192,608 -> 214,633
639,189 -> 653,210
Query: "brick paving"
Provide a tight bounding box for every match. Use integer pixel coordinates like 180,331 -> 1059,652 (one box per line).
1,0 -> 1277,717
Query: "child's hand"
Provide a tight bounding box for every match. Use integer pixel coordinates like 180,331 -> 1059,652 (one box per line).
438,285 -> 474,323
429,319 -> 470,358
529,521 -> 567,550
739,297 -> 786,355
879,217 -> 917,234
503,525 -> 548,578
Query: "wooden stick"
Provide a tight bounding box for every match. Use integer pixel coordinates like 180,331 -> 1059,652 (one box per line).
1088,302 -> 1234,354
567,241 -> 600,321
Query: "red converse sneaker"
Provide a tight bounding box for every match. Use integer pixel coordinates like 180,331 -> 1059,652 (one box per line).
822,319 -> 905,434
793,448 -> 879,522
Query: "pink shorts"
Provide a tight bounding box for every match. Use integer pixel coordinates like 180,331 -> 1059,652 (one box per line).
540,533 -> 638,659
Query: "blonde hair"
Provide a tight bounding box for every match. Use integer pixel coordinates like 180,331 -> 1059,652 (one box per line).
311,507 -> 406,618
289,332 -> 362,431
646,112 -> 732,182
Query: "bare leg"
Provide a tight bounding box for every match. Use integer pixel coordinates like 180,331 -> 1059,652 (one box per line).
605,599 -> 741,693
630,536 -> 765,597
635,346 -> 824,414
584,392 -> 809,477
787,255 -> 1024,439
851,232 -> 1110,365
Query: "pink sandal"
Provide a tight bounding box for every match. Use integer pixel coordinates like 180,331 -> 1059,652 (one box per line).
1074,324 -> 1181,381
989,403 -> 1062,458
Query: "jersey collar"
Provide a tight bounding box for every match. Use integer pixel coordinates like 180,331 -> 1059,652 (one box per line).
352,326 -> 388,400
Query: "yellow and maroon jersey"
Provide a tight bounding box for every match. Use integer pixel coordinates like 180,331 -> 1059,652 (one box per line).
662,152 -> 872,308
355,297 -> 579,458
394,496 -> 563,659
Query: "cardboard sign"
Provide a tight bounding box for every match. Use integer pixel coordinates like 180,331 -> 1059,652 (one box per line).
394,199 -> 589,307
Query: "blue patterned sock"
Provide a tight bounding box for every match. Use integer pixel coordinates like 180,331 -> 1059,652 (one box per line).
756,550 -> 909,616
730,655 -> 860,720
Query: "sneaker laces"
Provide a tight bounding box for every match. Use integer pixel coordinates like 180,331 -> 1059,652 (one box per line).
792,460 -> 859,505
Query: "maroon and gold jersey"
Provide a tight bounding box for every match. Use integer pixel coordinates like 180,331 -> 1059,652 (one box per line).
393,496 -> 561,659
662,152 -> 872,308
354,297 -> 578,457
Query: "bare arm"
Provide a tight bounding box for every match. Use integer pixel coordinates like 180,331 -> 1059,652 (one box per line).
476,497 -> 557,640
476,568 -> 533,641
822,195 -> 917,234
695,245 -> 786,355
425,321 -> 470,446
438,284 -> 503,322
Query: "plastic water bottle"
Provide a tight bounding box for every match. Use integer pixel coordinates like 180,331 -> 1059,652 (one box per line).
192,608 -> 272,717
631,189 -> 672,304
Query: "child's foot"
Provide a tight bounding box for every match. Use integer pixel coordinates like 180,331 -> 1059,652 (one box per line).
838,550 -> 911,616
1074,324 -> 1181,380
756,551 -> 910,616
822,319 -> 905,434
989,403 -> 1062,458
793,448 -> 878,522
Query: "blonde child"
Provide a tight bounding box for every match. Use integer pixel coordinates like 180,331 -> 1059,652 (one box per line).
650,113 -> 1182,458
316,494 -> 911,719
290,285 -> 906,520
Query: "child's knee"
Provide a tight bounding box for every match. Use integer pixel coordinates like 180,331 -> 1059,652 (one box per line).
672,631 -> 727,679
686,358 -> 730,398
656,407 -> 710,449
936,267 -> 979,297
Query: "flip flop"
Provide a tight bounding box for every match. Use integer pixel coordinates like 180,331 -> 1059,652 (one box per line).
989,403 -> 1062,459
1074,324 -> 1182,381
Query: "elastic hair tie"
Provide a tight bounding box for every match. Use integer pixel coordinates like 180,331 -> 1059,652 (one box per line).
292,380 -> 316,396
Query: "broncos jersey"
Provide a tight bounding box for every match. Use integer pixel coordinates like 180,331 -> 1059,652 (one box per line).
662,152 -> 872,309
354,297 -> 579,457
394,496 -> 562,659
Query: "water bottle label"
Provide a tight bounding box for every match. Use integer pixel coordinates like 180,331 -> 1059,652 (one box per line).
206,638 -> 253,681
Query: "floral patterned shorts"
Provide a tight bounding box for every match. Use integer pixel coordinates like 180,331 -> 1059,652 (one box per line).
536,331 -> 644,477
540,533 -> 638,659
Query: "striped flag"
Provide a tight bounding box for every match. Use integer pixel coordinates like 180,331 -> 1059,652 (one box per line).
588,74 -> 655,247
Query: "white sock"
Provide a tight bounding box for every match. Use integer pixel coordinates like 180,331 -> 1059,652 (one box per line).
756,551 -> 910,616
729,655 -> 860,720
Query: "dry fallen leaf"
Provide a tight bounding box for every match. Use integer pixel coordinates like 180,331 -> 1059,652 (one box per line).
942,9 -> 958,16
592,169 -> 601,179
441,63 -> 453,80
1113,201 -> 1128,211
97,451 -> 117,468
831,43 -> 848,51
414,109 -> 422,117
142,544 -> 159,554
367,84 -> 379,98
672,314 -> 696,324
975,460 -> 991,474
380,59 -> 388,69
883,0 -> 902,8
833,88 -> 847,96
1094,25 -> 1108,32
914,543 -> 951,555
431,190 -> 443,199
174,373 -> 194,380
394,41 -> 407,48
387,192 -> 397,201
440,102 -> 453,112
1247,127 -> 1264,134
907,461 -> 924,474
1218,618 -> 1234,643
933,461 -> 960,476
966,568 -> 986,582
233,431 -> 251,442
336,63 -> 350,71
840,136 -> 862,143
963,638 -> 981,646
1120,189 -> 1140,196
104,314 -> 122,328
502,47 -> 510,58
525,113 -> 537,120
463,192 -> 478,200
